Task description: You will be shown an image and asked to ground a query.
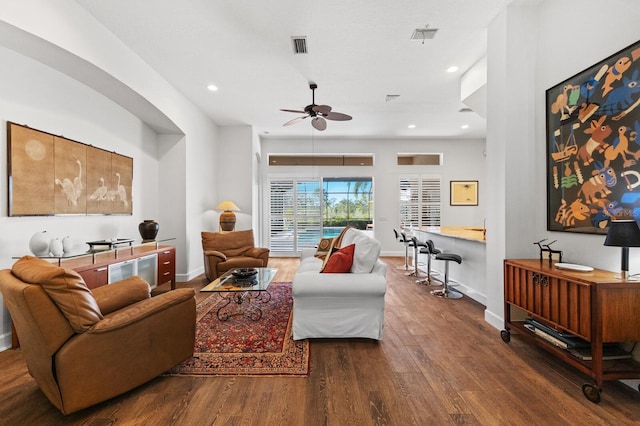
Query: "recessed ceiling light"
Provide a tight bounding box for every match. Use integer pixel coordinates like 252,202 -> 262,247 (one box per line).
461,124 -> 469,129
447,66 -> 459,73
408,124 -> 416,129
207,84 -> 218,91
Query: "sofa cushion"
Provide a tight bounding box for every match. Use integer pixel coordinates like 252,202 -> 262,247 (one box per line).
314,237 -> 335,260
12,256 -> 103,332
321,244 -> 355,273
341,229 -> 381,273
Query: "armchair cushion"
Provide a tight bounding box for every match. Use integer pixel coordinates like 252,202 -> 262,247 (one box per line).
90,288 -> 194,333
12,256 -> 103,332
92,276 -> 150,315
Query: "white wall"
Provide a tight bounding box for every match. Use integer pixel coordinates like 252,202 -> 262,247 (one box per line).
534,0 -> 640,269
0,46 -> 162,348
0,0 -> 220,350
215,126 -> 255,232
484,0 -> 640,329
260,137 -> 487,255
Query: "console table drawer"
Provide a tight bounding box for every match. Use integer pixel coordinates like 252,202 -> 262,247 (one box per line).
157,247 -> 176,289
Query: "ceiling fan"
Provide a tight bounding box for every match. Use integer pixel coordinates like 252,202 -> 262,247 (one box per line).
281,83 -> 352,131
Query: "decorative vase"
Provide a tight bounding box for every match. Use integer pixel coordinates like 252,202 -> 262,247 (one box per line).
139,220 -> 159,242
49,238 -> 64,257
62,236 -> 73,253
29,231 -> 50,256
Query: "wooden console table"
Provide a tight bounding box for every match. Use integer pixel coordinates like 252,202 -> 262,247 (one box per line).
502,259 -> 640,403
62,244 -> 176,290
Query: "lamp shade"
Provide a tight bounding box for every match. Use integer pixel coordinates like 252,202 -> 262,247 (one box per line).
603,220 -> 640,247
215,201 -> 240,212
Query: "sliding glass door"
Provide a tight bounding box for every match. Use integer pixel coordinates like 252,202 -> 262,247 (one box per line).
268,177 -> 374,254
268,179 -> 322,253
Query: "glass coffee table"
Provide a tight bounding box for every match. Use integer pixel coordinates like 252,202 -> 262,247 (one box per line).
201,268 -> 277,321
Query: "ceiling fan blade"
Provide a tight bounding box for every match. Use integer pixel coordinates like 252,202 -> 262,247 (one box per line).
283,116 -> 308,127
324,111 -> 352,121
280,108 -> 306,114
312,116 -> 327,131
312,105 -> 332,114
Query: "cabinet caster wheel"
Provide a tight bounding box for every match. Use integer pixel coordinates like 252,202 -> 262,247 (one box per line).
500,329 -> 510,343
582,383 -> 601,403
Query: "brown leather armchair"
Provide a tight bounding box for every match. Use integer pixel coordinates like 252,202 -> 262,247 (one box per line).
201,229 -> 269,281
0,256 -> 196,415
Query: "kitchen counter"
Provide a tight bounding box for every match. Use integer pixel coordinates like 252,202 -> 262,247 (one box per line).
407,226 -> 487,305
419,226 -> 486,243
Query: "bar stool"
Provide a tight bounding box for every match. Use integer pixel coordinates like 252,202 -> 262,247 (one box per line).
415,239 -> 441,285
409,237 -> 428,278
394,229 -> 409,270
431,253 -> 463,299
399,232 -> 413,272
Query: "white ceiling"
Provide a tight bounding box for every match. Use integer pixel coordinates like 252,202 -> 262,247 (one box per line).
75,0 -> 513,139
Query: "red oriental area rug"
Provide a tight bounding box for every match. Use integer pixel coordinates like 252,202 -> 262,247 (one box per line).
168,282 -> 310,377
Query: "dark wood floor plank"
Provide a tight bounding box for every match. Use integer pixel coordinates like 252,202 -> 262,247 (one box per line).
1,256 -> 640,424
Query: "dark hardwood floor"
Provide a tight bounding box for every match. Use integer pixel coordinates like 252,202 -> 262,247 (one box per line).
1,257 -> 640,425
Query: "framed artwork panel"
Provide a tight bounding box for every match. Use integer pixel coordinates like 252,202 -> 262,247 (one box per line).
7,122 -> 133,216
8,124 -> 55,215
450,180 -> 478,206
54,136 -> 87,214
546,40 -> 640,234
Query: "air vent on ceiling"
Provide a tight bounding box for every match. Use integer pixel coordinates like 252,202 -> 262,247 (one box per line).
385,95 -> 400,102
291,36 -> 308,54
411,27 -> 438,41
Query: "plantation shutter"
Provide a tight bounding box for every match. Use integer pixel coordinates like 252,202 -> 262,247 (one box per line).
399,175 -> 441,228
269,180 -> 295,252
268,178 -> 321,253
421,177 -> 441,226
295,181 -> 322,250
399,177 -> 420,228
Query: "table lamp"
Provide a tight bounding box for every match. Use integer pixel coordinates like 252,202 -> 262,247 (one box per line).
603,219 -> 640,280
215,201 -> 240,232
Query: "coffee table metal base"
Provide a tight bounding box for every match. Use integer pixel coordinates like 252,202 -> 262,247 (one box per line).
216,290 -> 272,321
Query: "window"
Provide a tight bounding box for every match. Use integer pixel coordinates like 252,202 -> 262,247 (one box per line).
268,177 -> 374,253
322,178 -> 373,231
397,153 -> 443,165
399,175 -> 441,228
268,179 -> 322,253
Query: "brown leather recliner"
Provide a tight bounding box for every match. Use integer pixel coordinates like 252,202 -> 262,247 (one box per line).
0,256 -> 196,415
201,229 -> 269,281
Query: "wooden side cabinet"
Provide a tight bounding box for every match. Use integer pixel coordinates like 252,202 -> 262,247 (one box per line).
502,259 -> 640,403
157,247 -> 176,289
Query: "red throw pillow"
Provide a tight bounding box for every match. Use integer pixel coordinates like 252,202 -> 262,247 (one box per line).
321,244 -> 355,273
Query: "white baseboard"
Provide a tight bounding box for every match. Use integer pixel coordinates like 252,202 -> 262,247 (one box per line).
0,331 -> 12,352
484,309 -> 504,331
179,266 -> 204,282
416,265 -> 487,306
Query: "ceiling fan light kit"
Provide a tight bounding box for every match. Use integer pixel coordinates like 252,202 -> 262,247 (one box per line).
280,83 -> 352,131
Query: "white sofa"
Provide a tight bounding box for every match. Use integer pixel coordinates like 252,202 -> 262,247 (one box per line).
292,228 -> 387,340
